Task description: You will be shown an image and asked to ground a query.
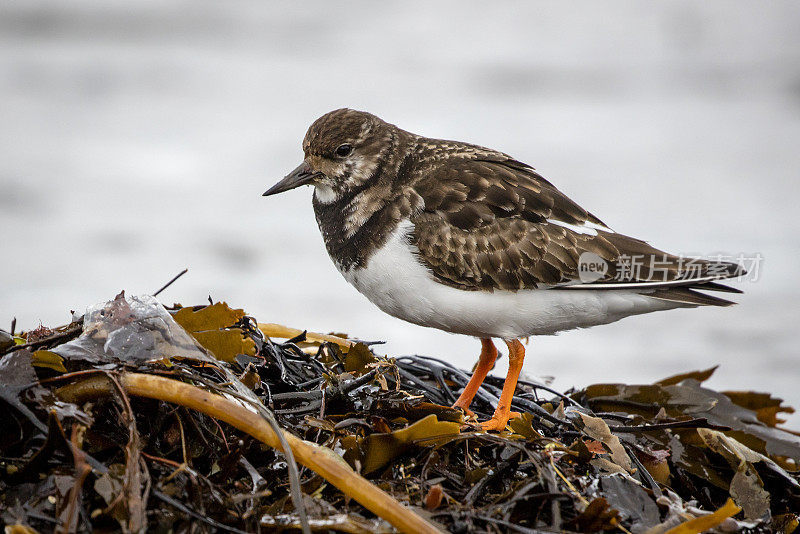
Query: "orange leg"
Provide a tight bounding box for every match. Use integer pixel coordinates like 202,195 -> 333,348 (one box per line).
452,338 -> 498,415
479,339 -> 525,432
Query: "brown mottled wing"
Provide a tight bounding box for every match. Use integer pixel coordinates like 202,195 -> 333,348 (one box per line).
409,155 -> 742,298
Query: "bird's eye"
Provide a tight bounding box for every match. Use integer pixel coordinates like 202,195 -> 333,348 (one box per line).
334,144 -> 353,158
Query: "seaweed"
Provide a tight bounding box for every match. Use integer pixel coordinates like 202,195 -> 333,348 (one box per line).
1,292 -> 799,533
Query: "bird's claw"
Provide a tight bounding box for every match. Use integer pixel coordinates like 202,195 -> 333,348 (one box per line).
477,411 -> 522,432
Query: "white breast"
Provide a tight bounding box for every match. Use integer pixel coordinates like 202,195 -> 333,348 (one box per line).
337,220 -> 683,339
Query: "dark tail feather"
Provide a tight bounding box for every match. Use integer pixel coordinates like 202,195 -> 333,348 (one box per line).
698,281 -> 743,294
649,287 -> 737,307
650,260 -> 746,305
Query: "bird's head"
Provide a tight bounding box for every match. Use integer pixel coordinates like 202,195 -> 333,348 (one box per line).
264,108 -> 394,202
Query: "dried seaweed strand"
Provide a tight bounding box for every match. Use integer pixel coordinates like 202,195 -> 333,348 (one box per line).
258,323 -> 354,349
178,368 -> 312,534
56,372 -> 444,534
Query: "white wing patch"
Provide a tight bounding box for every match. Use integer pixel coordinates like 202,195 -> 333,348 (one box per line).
546,218 -> 614,236
583,221 -> 615,233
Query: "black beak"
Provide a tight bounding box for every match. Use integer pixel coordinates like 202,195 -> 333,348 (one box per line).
263,161 -> 321,196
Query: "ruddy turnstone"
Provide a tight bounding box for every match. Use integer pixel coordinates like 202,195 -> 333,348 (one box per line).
264,109 -> 744,431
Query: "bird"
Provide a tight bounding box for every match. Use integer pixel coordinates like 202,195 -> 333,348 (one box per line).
263,108 -> 744,431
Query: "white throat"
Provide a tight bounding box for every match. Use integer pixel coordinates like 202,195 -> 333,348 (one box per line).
313,184 -> 338,204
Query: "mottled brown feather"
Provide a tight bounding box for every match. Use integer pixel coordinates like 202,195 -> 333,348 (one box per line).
408,154 -> 742,291
301,109 -> 743,298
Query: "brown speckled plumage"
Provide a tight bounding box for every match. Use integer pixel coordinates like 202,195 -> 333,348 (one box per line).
304,109 -> 741,302
265,108 -> 745,431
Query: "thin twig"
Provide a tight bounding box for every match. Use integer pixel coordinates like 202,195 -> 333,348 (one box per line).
608,418 -> 729,433
151,489 -> 252,534
57,424 -> 92,534
624,443 -> 663,499
105,372 -> 148,532
152,268 -> 189,297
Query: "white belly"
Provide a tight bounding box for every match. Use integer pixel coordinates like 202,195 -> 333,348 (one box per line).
338,220 -> 682,339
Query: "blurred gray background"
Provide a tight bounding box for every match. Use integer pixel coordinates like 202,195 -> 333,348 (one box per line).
2,2 -> 799,421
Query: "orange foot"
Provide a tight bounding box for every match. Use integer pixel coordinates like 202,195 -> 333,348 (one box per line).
477,411 -> 521,432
